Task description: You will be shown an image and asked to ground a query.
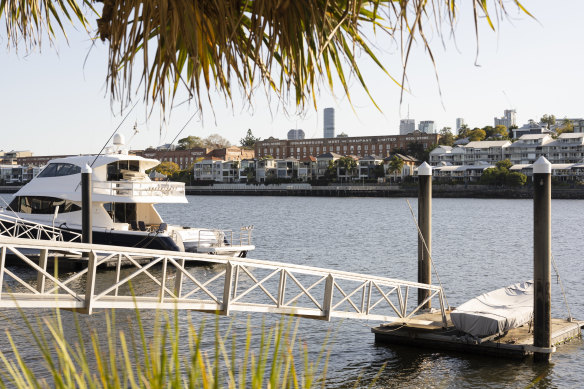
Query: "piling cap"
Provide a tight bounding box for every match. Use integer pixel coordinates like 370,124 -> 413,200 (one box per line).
418,162 -> 433,176
81,164 -> 92,174
532,156 -> 551,174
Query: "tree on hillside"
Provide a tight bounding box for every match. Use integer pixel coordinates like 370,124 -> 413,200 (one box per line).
493,125 -> 508,138
203,134 -> 231,149
177,136 -> 204,150
468,128 -> 486,142
155,161 -> 180,177
335,156 -> 357,179
438,127 -> 454,146
240,129 -> 261,148
556,118 -> 574,135
2,1 -> 530,114
457,124 -> 471,140
496,159 -> 513,170
540,114 -> 556,128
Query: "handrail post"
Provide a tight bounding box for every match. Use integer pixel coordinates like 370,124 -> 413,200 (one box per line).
417,162 -> 432,309
174,258 -> 185,298
84,250 -> 97,314
36,249 -> 48,293
0,246 -> 5,300
323,274 -> 334,321
221,262 -> 234,316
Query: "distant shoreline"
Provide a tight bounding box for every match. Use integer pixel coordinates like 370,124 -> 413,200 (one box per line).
2,185 -> 583,199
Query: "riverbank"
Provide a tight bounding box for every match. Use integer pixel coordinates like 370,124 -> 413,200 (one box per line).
3,184 -> 584,199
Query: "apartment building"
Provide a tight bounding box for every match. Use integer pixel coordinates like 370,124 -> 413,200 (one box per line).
255,131 -> 440,160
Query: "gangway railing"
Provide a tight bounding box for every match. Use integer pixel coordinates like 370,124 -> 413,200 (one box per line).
0,213 -> 81,242
0,236 -> 447,327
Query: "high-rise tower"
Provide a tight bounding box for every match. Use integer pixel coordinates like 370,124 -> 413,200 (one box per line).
323,108 -> 335,138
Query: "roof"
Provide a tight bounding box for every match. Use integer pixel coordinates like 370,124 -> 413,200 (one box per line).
316,152 -> 342,159
518,134 -> 550,140
434,164 -> 494,172
558,133 -> 584,139
300,156 -> 317,162
464,140 -> 510,148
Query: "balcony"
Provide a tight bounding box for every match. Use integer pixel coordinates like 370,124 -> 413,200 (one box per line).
93,180 -> 185,198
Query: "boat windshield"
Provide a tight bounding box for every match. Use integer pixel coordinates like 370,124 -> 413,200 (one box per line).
107,161 -> 140,181
8,196 -> 81,214
37,163 -> 81,178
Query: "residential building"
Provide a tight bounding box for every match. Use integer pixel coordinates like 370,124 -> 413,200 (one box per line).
324,108 -> 335,138
554,118 -> 584,133
505,134 -> 553,165
193,158 -> 223,181
542,133 -> 584,164
3,150 -> 33,165
316,152 -> 341,178
298,156 -> 317,181
138,146 -> 254,169
433,163 -> 494,183
464,140 -> 511,165
254,131 -> 440,160
418,121 -> 435,133
384,154 -> 418,180
399,119 -> 416,135
494,109 -> 517,128
358,155 -> 383,180
256,158 -> 277,183
276,158 -> 299,179
238,159 -> 257,183
512,121 -> 552,139
287,129 -> 305,140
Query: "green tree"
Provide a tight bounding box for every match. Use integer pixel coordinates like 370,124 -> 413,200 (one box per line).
468,128 -> 486,142
482,126 -> 494,138
506,171 -> 527,186
387,155 -> 404,182
540,114 -> 556,128
240,129 -> 261,148
177,135 -> 204,150
457,124 -> 471,140
556,118 -> 574,135
496,159 -> 513,171
335,156 -> 357,179
1,1 -> 529,113
493,125 -> 508,138
155,161 -> 180,177
438,127 -> 454,146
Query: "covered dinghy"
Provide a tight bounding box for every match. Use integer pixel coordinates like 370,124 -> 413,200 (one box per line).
450,281 -> 533,337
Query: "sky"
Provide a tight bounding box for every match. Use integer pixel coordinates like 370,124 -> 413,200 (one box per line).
1,1 -> 583,156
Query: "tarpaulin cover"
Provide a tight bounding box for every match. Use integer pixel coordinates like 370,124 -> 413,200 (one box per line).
450,281 -> 533,337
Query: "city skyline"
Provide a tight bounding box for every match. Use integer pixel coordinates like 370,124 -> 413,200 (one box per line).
1,1 -> 583,155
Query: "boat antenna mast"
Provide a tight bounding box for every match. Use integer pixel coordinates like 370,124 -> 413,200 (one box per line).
90,100 -> 139,168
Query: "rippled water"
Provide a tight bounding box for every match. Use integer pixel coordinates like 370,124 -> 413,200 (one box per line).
1,194 -> 583,387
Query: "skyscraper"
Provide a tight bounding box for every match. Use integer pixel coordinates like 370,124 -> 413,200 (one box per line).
287,129 -> 305,140
456,118 -> 465,131
494,109 -> 517,128
399,119 -> 416,135
418,121 -> 435,133
323,108 -> 335,138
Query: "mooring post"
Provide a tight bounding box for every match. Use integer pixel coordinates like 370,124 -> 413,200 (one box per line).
417,162 -> 432,309
533,156 -> 552,362
81,164 -> 92,245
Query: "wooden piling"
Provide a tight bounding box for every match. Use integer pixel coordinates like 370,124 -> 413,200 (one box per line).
533,156 -> 552,362
417,162 -> 432,309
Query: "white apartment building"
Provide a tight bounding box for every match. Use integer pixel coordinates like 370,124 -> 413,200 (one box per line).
505,134 -> 553,165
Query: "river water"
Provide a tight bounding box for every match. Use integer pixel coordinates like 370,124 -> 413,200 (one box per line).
1,194 -> 583,387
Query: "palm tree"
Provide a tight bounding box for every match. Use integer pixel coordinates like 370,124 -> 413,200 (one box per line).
3,1 -> 530,113
387,155 -> 404,183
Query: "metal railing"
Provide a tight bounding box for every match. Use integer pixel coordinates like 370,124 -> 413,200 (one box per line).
93,180 -> 185,197
0,236 -> 447,327
196,226 -> 254,247
0,213 -> 81,242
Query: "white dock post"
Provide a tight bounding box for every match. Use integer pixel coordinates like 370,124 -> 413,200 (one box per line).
417,162 -> 432,309
84,250 -> 97,314
533,156 -> 552,362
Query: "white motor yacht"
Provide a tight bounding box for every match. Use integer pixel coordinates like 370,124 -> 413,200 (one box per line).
1,137 -> 254,257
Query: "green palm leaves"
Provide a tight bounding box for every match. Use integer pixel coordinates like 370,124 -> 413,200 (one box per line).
1,1 -> 530,113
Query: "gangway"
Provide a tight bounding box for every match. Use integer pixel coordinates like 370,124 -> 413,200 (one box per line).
0,236 -> 447,327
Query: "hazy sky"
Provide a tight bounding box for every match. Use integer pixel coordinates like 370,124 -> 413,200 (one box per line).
1,1 -> 583,156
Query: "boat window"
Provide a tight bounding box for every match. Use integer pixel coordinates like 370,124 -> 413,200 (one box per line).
37,163 -> 81,178
103,202 -> 136,223
7,196 -> 81,214
106,160 -> 140,181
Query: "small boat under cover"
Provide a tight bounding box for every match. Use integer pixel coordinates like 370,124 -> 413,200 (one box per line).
450,281 -> 533,337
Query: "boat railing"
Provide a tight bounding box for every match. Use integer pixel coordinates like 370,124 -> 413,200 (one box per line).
93,180 -> 185,198
198,226 -> 254,247
0,212 -> 82,242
